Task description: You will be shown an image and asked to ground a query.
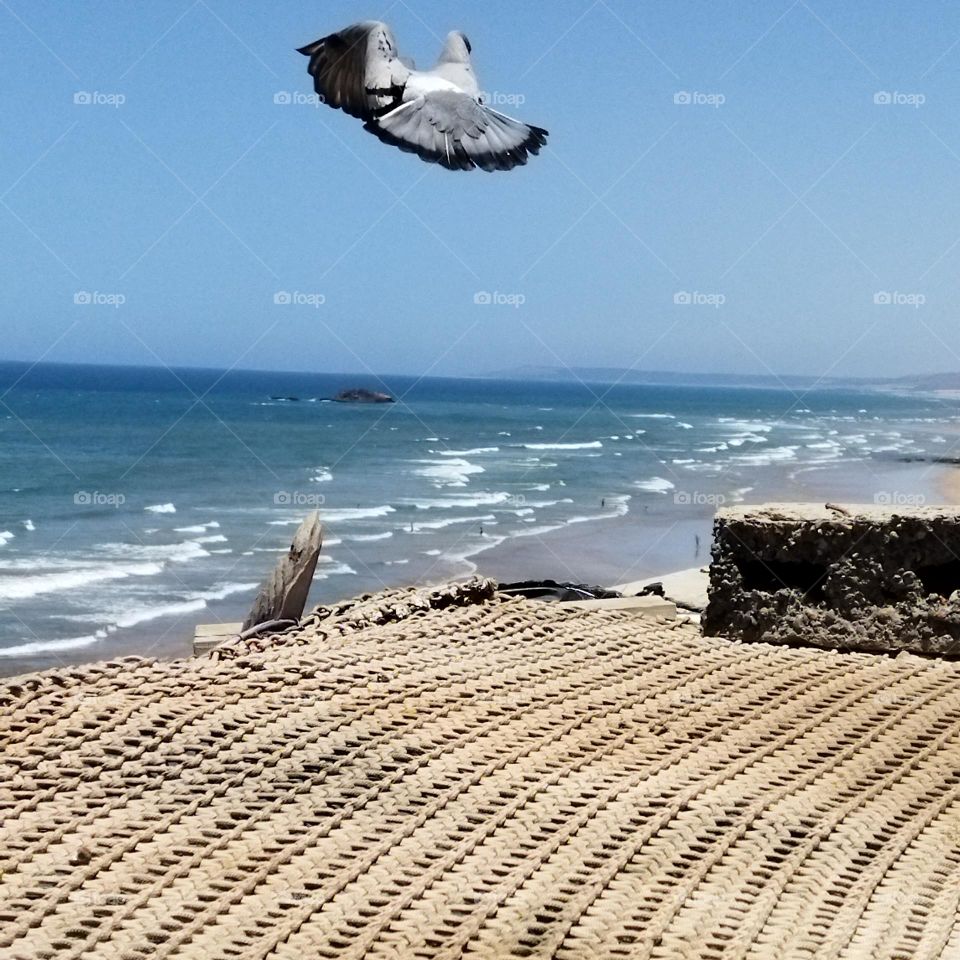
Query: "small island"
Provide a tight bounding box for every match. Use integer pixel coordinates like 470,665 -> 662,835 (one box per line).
330,388 -> 395,404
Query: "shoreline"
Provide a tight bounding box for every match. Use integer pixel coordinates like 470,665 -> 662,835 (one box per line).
2,456 -> 956,679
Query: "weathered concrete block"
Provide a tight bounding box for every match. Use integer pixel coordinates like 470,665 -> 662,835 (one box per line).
703,503 -> 960,656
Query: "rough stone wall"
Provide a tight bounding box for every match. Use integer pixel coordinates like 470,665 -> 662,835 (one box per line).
703,503 -> 960,656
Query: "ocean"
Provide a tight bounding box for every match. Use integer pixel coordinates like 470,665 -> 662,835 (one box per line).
0,361 -> 956,673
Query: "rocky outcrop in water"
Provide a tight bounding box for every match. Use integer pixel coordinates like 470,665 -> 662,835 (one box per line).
330,389 -> 395,404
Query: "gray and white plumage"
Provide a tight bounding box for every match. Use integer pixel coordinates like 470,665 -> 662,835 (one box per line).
297,22 -> 548,172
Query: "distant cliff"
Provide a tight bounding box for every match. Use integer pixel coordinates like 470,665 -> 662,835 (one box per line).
484,365 -> 960,394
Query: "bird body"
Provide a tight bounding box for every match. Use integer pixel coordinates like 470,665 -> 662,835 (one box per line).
405,73 -> 465,98
298,22 -> 548,172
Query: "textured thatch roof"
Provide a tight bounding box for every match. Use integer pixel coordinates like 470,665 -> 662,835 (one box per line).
3,578 -> 960,959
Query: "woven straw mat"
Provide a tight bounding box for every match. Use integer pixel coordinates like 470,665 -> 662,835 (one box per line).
3,578 -> 960,959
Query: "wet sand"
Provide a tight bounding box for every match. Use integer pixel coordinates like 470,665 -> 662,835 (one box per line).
939,467 -> 960,504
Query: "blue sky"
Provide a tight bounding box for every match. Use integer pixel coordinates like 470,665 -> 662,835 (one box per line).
2,0 -> 960,379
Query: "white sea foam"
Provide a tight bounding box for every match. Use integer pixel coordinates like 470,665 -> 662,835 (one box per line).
718,419 -> 773,433
731,445 -> 799,466
522,497 -> 574,509
96,582 -> 258,632
174,521 -> 220,534
114,599 -> 208,629
635,477 -> 675,494
565,496 -> 631,525
409,514 -> 496,532
310,468 -> 333,483
145,503 -> 176,514
507,457 -> 558,470
344,532 -> 393,542
0,561 -> 163,602
0,633 -> 104,657
630,413 -> 675,419
438,447 -> 499,456
22,520 -> 35,531
103,540 -> 211,564
0,558 -> 76,572
414,458 -> 484,487
0,531 -> 14,546
727,433 -> 768,447
315,561 -> 357,578
270,505 -> 395,524
522,441 -> 602,451
406,492 -> 512,510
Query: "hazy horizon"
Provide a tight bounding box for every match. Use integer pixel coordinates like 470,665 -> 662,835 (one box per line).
5,1 -> 960,380
0,354 -> 952,388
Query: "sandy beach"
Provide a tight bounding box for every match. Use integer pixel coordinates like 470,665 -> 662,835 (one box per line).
939,466 -> 960,504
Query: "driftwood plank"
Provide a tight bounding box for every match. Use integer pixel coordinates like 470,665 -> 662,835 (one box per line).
193,622 -> 243,656
243,511 -> 323,630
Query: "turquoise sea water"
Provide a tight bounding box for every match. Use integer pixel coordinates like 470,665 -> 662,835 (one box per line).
0,361 -> 956,671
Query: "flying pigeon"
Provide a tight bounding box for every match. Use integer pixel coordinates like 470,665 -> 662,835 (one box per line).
297,22 -> 548,172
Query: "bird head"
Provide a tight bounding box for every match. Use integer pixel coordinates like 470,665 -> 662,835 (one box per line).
439,30 -> 472,63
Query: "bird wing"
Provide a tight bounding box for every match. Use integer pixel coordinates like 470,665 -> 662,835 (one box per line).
298,21 -> 410,120
364,92 -> 549,172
